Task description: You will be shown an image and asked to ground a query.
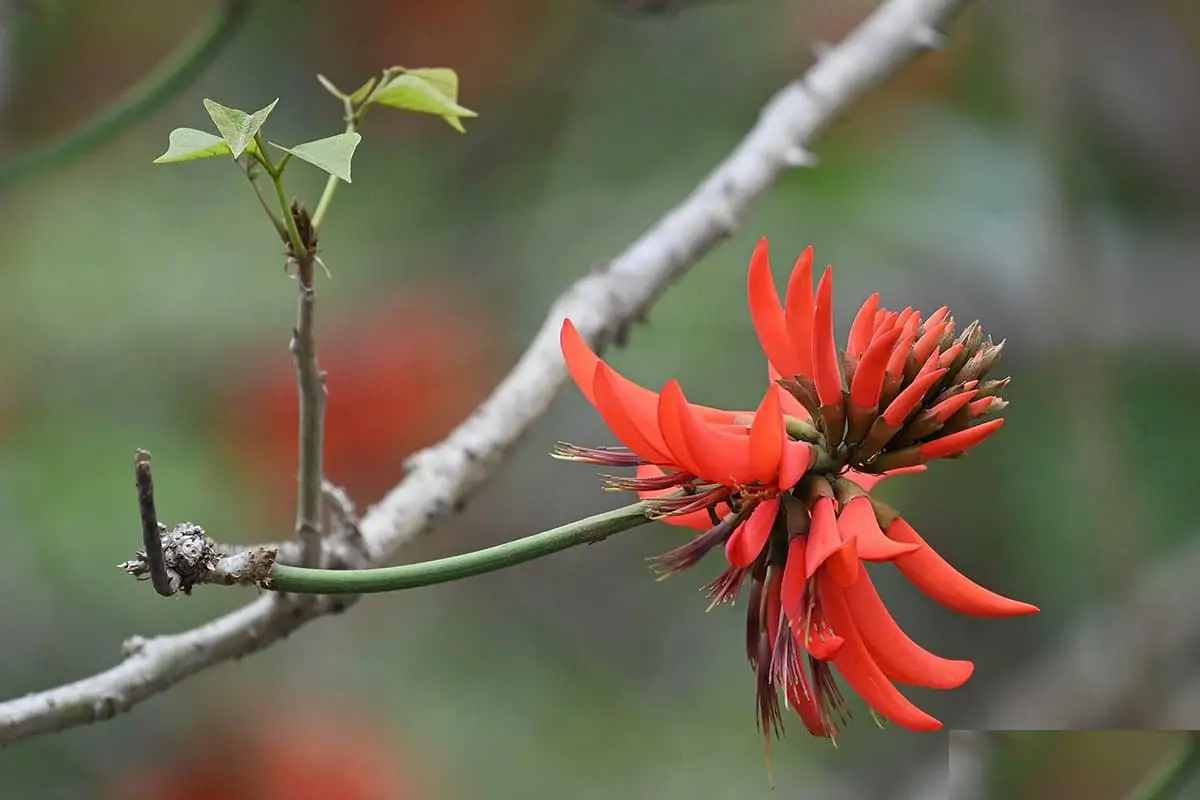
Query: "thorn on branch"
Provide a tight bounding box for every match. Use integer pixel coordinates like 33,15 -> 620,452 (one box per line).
912,25 -> 949,51
782,146 -> 819,168
134,450 -> 173,597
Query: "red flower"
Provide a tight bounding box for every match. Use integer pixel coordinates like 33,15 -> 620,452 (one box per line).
557,238 -> 1037,746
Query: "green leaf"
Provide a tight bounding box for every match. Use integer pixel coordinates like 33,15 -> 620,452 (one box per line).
269,132 -> 362,183
348,76 -> 377,107
316,74 -> 345,100
202,98 -> 279,158
404,67 -> 460,102
152,128 -> 232,163
371,68 -> 476,132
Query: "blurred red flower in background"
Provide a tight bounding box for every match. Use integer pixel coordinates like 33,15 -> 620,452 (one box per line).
219,284 -> 504,515
115,703 -> 440,800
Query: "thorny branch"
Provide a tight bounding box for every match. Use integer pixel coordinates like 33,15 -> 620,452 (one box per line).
0,0 -> 976,747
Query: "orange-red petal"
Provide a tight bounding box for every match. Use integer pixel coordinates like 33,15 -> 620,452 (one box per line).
593,363 -> 672,463
912,321 -> 948,366
778,439 -> 813,492
804,496 -> 841,579
820,572 -> 943,731
666,380 -> 757,485
838,496 -> 920,561
881,368 -> 948,427
748,386 -> 786,484
844,465 -> 926,492
847,293 -> 881,358
725,497 -> 779,568
885,319 -> 920,382
926,389 -> 977,422
919,418 -> 1005,460
780,534 -> 807,623
811,267 -> 844,407
850,327 -> 902,410
656,383 -> 706,477
886,517 -> 1040,618
747,239 -> 804,378
783,247 -> 816,377
842,566 -> 974,689
561,319 -> 739,425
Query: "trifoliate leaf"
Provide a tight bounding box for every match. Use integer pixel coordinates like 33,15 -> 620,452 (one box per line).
202,98 -> 279,158
371,69 -> 476,132
269,132 -> 362,183
153,128 -> 232,163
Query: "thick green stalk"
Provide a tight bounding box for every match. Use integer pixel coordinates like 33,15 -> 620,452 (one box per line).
267,501 -> 653,594
0,0 -> 255,191
1129,734 -> 1200,800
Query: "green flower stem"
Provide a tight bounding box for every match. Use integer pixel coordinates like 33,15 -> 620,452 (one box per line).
1129,733 -> 1200,800
0,0 -> 256,191
266,501 -> 654,595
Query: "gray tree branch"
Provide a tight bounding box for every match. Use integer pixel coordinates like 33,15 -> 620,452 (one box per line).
0,0 -> 975,747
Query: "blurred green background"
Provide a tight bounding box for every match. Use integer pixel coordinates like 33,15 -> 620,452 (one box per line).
1,0 -> 1199,798
952,731 -> 1200,799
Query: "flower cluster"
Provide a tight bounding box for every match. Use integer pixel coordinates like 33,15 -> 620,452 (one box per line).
556,238 -> 1037,744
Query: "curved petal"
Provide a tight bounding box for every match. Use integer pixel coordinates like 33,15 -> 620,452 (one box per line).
667,380 -> 758,486
919,418 -> 1005,460
913,315 -> 949,365
847,293 -> 881,359
747,239 -> 804,378
812,267 -> 844,406
886,517 -> 1040,618
725,497 -> 779,568
656,384 -> 706,477
783,246 -> 816,376
635,465 -> 711,530
561,318 -> 602,403
778,440 -> 814,492
820,572 -> 943,731
842,566 -> 974,689
850,327 -> 902,410
886,318 -> 920,382
838,496 -> 920,561
781,534 -> 807,624
593,363 -> 672,463
748,385 -> 786,484
805,496 -> 858,586
782,536 -> 846,660
561,319 -> 738,425
844,465 -> 926,492
881,368 -> 947,428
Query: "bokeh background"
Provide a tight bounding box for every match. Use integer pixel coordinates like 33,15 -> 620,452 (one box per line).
1,0 -> 1199,798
